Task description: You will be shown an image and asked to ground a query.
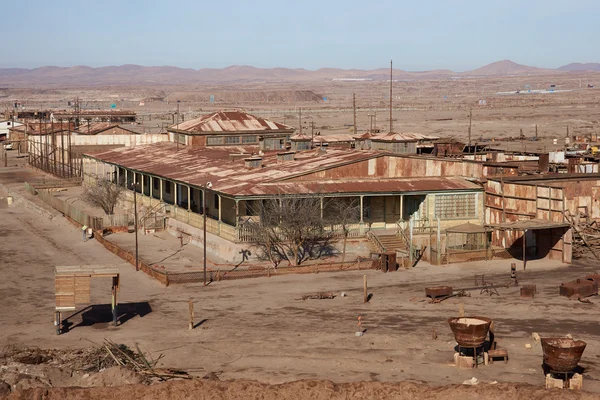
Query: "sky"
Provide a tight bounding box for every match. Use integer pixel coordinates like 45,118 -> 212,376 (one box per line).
2,0 -> 599,71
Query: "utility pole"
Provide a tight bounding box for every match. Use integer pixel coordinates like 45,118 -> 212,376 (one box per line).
311,121 -> 315,148
353,93 -> 357,136
298,107 -> 302,135
176,100 -> 180,151
535,124 -> 538,140
468,108 -> 472,149
389,60 -> 393,133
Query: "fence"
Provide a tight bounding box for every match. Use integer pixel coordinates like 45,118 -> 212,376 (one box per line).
167,258 -> 375,285
32,185 -> 131,231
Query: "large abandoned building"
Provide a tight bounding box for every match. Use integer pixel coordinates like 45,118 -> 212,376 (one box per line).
83,110 -> 498,262
78,109 -> 593,267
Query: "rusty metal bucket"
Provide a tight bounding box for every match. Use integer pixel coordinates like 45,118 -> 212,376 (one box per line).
541,337 -> 587,372
448,316 -> 492,347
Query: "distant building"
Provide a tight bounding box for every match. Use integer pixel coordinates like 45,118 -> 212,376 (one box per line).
0,120 -> 23,141
167,110 -> 294,151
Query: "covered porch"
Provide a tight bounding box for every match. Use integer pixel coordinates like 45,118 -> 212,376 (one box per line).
82,157 -> 483,245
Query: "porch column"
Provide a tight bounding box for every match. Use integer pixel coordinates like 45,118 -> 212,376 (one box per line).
116,167 -> 120,186
141,174 -> 145,197
125,169 -> 128,188
217,194 -> 222,235
383,195 -> 386,224
95,159 -> 98,176
359,195 -> 364,223
174,182 -> 178,207
187,186 -> 191,211
523,229 -> 527,271
149,176 -> 153,199
218,195 -> 222,222
320,197 -> 324,219
400,195 -> 404,221
159,179 -> 163,201
235,199 -> 240,227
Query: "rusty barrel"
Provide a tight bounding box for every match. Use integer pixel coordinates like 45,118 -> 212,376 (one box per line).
541,337 -> 587,372
448,316 -> 492,347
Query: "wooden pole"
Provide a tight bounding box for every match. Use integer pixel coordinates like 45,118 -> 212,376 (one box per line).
188,299 -> 194,330
459,303 -> 465,318
363,275 -> 368,303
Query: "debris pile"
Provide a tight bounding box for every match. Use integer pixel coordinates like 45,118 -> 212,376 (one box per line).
0,340 -> 191,386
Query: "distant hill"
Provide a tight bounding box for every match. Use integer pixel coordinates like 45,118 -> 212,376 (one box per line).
467,60 -> 553,76
558,63 -> 600,72
0,60 -> 591,86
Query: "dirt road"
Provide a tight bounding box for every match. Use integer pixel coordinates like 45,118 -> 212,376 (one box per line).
2,191 -> 600,393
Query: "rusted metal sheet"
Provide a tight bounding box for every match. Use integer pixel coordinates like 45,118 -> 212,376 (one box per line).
425,286 -> 453,298
86,144 -> 482,198
448,316 -> 492,347
520,284 -> 536,298
173,111 -> 293,134
560,278 -> 598,298
371,132 -> 438,142
541,338 -> 587,372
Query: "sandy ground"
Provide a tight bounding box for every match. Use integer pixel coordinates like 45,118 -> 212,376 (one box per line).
5,379 -> 600,400
1,177 -> 600,394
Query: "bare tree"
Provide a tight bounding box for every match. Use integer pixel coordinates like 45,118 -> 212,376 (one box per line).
83,178 -> 124,215
248,196 -> 335,267
325,198 -> 361,263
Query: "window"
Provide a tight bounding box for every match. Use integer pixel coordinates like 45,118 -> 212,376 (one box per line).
175,133 -> 186,145
207,136 -> 223,146
242,135 -> 257,144
225,135 -> 241,145
165,181 -> 172,195
214,194 -> 219,209
153,178 -> 160,190
435,193 -> 477,219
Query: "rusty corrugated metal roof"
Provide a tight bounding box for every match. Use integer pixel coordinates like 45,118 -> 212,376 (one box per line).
312,134 -> 354,143
372,132 -> 440,142
74,122 -> 119,135
172,110 -> 294,134
85,143 -> 480,198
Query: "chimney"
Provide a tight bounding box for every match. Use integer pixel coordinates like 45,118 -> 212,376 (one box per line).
245,157 -> 263,168
276,151 -> 295,162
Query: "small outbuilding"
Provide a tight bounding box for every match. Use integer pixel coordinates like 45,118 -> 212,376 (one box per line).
54,265 -> 120,335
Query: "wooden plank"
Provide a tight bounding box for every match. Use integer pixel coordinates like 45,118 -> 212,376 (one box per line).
55,293 -> 75,308
55,276 -> 74,294
74,276 -> 91,304
55,306 -> 76,311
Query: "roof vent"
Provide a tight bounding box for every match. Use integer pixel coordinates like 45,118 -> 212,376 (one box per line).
245,157 -> 263,168
276,151 -> 296,162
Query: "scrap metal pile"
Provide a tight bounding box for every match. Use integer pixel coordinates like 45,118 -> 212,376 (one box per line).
564,211 -> 600,259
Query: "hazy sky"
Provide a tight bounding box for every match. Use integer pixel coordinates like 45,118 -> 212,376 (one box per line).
2,0 -> 598,70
